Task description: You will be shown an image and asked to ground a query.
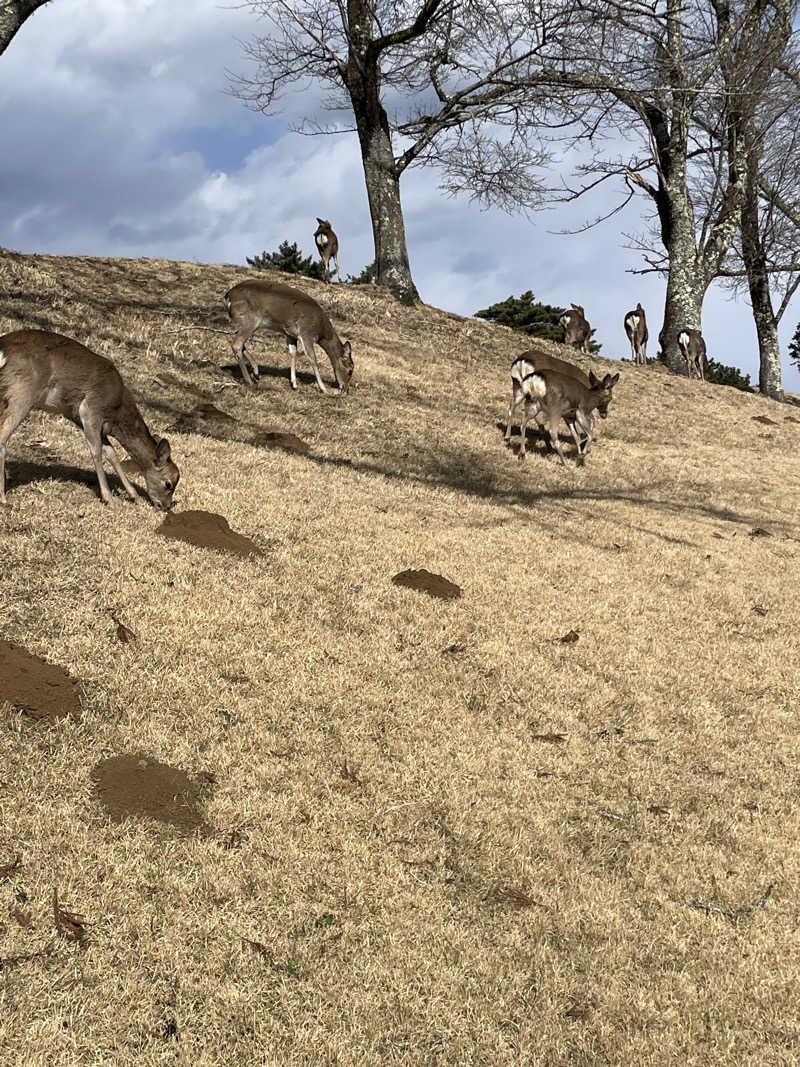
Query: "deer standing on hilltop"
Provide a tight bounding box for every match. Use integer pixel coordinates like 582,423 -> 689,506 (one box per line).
314,219 -> 342,283
677,328 -> 708,380
560,304 -> 592,353
224,279 -> 353,393
505,355 -> 619,463
0,330 -> 179,507
624,303 -> 648,364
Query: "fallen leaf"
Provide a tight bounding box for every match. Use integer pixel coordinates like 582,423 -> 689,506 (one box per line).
531,732 -> 567,744
752,604 -> 768,616
0,856 -> 21,881
53,888 -> 89,943
490,886 -> 549,909
749,527 -> 771,538
559,629 -> 580,644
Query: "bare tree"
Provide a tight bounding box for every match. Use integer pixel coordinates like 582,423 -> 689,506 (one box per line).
0,1 -> 52,57
430,0 -> 795,371
230,0 -> 556,304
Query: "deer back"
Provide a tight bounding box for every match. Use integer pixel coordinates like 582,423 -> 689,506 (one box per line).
515,347 -> 591,388
0,330 -> 126,420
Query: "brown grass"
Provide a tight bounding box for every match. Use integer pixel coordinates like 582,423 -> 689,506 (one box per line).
1,247 -> 799,1065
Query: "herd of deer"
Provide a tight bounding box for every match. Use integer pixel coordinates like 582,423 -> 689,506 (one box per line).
0,218 -> 712,508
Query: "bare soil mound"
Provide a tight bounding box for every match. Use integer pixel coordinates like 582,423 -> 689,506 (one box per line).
157,509 -> 264,557
251,430 -> 310,455
91,754 -> 208,833
392,569 -> 462,600
0,639 -> 82,720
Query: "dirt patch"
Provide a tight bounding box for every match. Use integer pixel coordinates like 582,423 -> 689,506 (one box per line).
157,509 -> 264,557
91,754 -> 208,833
168,402 -> 238,437
251,430 -> 311,455
0,640 -> 82,721
392,569 -> 462,600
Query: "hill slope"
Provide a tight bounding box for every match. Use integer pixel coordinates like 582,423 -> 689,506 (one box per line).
1,249 -> 799,1065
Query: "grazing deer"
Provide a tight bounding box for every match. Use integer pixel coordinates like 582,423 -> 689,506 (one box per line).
506,357 -> 619,463
677,328 -> 708,381
560,304 -> 592,353
624,303 -> 648,364
505,348 -> 592,448
224,279 -> 354,393
0,330 -> 179,508
313,218 -> 342,283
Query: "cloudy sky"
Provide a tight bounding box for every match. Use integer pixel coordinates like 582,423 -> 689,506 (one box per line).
2,0 -> 798,391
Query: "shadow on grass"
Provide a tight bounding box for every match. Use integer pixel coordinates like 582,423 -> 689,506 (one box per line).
5,458 -> 130,502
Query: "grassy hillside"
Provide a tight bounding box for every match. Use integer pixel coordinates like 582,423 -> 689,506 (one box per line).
1,248 -> 799,1065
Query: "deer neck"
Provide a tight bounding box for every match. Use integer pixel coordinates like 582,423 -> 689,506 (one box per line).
110,391 -> 159,469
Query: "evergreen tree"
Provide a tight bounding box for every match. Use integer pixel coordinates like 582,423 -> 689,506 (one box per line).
706,360 -> 753,392
475,291 -> 602,353
346,261 -> 378,285
788,321 -> 800,371
246,241 -> 325,280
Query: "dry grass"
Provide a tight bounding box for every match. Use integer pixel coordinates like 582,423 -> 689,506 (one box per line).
1,248 -> 799,1065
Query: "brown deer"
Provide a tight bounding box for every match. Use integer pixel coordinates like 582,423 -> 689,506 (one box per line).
506,358 -> 619,463
505,348 -> 593,449
677,328 -> 708,380
224,279 -> 353,393
560,304 -> 592,352
0,330 -> 179,507
624,303 -> 648,364
313,218 -> 342,283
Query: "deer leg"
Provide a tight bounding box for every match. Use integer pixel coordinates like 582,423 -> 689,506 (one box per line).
518,398 -> 531,459
505,385 -> 525,441
298,333 -> 328,394
78,403 -> 114,504
287,337 -> 299,390
0,396 -> 33,503
322,252 -> 331,283
102,437 -> 138,502
333,253 -> 342,283
547,414 -> 568,464
231,330 -> 256,386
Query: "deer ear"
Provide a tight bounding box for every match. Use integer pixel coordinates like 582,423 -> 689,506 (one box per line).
155,438 -> 172,466
588,370 -> 600,387
316,217 -> 324,224
606,373 -> 620,387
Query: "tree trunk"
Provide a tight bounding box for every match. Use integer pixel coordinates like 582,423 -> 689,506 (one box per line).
741,121 -> 783,399
345,0 -> 420,305
0,1 -> 51,58
656,167 -> 707,371
356,115 -> 419,305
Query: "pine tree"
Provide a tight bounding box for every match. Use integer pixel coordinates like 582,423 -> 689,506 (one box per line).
346,261 -> 378,285
246,241 -> 325,280
475,291 -> 602,353
788,322 -> 800,371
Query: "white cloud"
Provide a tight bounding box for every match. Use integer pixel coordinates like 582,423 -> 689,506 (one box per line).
0,0 -> 797,390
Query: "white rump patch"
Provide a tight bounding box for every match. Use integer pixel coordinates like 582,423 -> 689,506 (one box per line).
0,348 -> 5,369
511,358 -> 535,386
317,234 -> 329,247
529,373 -> 547,399
678,331 -> 689,350
626,314 -> 640,332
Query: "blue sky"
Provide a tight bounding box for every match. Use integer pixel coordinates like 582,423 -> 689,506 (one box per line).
1,0 -> 798,391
